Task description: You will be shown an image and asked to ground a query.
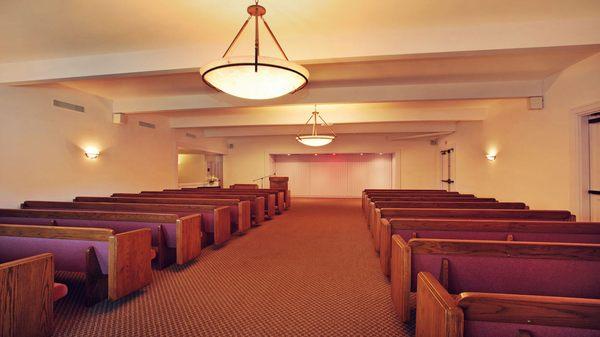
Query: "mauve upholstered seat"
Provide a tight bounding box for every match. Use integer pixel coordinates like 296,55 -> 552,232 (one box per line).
394,228 -> 600,244
411,253 -> 600,298
0,216 -> 175,248
464,321 -> 600,337
0,236 -> 110,274
53,283 -> 68,301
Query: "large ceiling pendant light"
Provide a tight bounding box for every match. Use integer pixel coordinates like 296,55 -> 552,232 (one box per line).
296,106 -> 336,147
199,1 -> 309,100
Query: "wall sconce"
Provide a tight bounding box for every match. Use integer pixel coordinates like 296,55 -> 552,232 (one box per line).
486,154 -> 496,161
84,147 -> 100,160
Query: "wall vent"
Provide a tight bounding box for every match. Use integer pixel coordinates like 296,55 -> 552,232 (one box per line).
138,121 -> 156,129
228,143 -> 234,149
53,99 -> 84,113
185,132 -> 197,139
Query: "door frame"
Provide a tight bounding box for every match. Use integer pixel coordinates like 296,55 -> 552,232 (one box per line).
570,101 -> 600,220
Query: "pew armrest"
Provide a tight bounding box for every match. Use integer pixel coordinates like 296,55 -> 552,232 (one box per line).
238,201 -> 252,232
391,234 -> 412,322
176,214 -> 202,265
0,253 -> 54,337
457,292 -> 600,330
379,217 -> 392,276
416,272 -> 463,337
108,229 -> 153,301
213,206 -> 232,246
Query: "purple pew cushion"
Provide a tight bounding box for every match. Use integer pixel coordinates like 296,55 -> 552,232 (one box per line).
411,254 -> 600,299
0,236 -> 110,274
465,320 -> 600,337
0,216 -> 176,248
53,283 -> 68,301
394,228 -> 600,244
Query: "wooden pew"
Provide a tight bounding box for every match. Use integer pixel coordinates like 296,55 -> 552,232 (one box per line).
114,192 -> 265,224
378,208 -> 574,276
364,196 -> 497,217
389,220 -> 600,321
362,191 -> 473,217
0,224 -> 153,306
209,188 -> 285,214
0,209 -> 201,269
74,196 -> 251,233
412,239 -> 600,337
230,184 -> 258,189
178,188 -> 285,215
143,190 -> 275,220
22,201 -> 230,248
0,253 -> 62,337
368,201 -> 528,246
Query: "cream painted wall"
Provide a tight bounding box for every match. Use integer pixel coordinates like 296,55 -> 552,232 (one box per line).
223,134 -> 439,190
438,52 -> 600,216
177,153 -> 206,184
0,85 -> 218,207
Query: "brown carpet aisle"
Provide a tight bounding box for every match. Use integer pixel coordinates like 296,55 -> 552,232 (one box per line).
53,198 -> 411,336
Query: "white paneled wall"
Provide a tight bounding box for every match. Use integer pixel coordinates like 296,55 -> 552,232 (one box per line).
274,154 -> 392,197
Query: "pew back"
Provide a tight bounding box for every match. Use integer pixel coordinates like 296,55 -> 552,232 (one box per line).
413,238 -> 600,337
0,224 -> 153,303
0,209 -> 201,266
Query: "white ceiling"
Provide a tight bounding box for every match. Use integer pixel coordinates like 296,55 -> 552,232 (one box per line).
2,0 -> 599,63
3,0 -> 600,139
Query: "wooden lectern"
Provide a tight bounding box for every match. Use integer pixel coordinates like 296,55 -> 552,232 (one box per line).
269,176 -> 291,209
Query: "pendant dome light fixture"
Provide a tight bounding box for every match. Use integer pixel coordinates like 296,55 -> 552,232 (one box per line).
199,1 -> 309,100
296,106 -> 336,147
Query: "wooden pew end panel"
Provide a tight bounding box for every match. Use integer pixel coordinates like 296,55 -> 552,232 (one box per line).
176,214 -> 203,265
107,229 -> 153,302
213,207 -> 232,247
0,253 -> 55,337
415,272 -> 463,337
379,219 -> 392,276
391,234 -> 412,322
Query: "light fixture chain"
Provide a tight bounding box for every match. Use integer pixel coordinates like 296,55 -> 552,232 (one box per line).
254,7 -> 259,72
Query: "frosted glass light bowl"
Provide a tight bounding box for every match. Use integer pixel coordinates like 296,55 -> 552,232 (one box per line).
296,135 -> 335,147
200,56 -> 309,100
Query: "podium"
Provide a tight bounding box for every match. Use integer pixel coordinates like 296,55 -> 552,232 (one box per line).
269,176 -> 291,209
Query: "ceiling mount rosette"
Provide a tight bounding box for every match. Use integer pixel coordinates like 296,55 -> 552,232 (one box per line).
296,106 -> 336,147
199,1 -> 309,100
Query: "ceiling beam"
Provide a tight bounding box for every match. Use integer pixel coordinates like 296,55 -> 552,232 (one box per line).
195,121 -> 457,138
165,102 -> 486,129
116,80 -> 541,114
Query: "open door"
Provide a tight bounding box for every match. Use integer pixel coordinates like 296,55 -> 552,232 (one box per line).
589,114 -> 600,221
440,148 -> 454,191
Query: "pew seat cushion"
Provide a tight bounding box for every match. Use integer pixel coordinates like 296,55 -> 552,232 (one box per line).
53,282 -> 68,301
465,320 -> 600,337
412,254 -> 600,298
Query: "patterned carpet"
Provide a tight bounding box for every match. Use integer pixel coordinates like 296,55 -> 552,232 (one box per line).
53,198 -> 413,336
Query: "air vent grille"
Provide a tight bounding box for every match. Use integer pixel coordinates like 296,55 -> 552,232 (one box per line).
138,121 -> 156,129
185,132 -> 197,139
53,99 -> 84,113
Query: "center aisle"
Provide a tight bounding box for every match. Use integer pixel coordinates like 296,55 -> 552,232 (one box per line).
54,198 -> 410,336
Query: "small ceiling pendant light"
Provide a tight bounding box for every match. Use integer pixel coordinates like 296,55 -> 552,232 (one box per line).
199,1 -> 309,100
296,106 -> 336,147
